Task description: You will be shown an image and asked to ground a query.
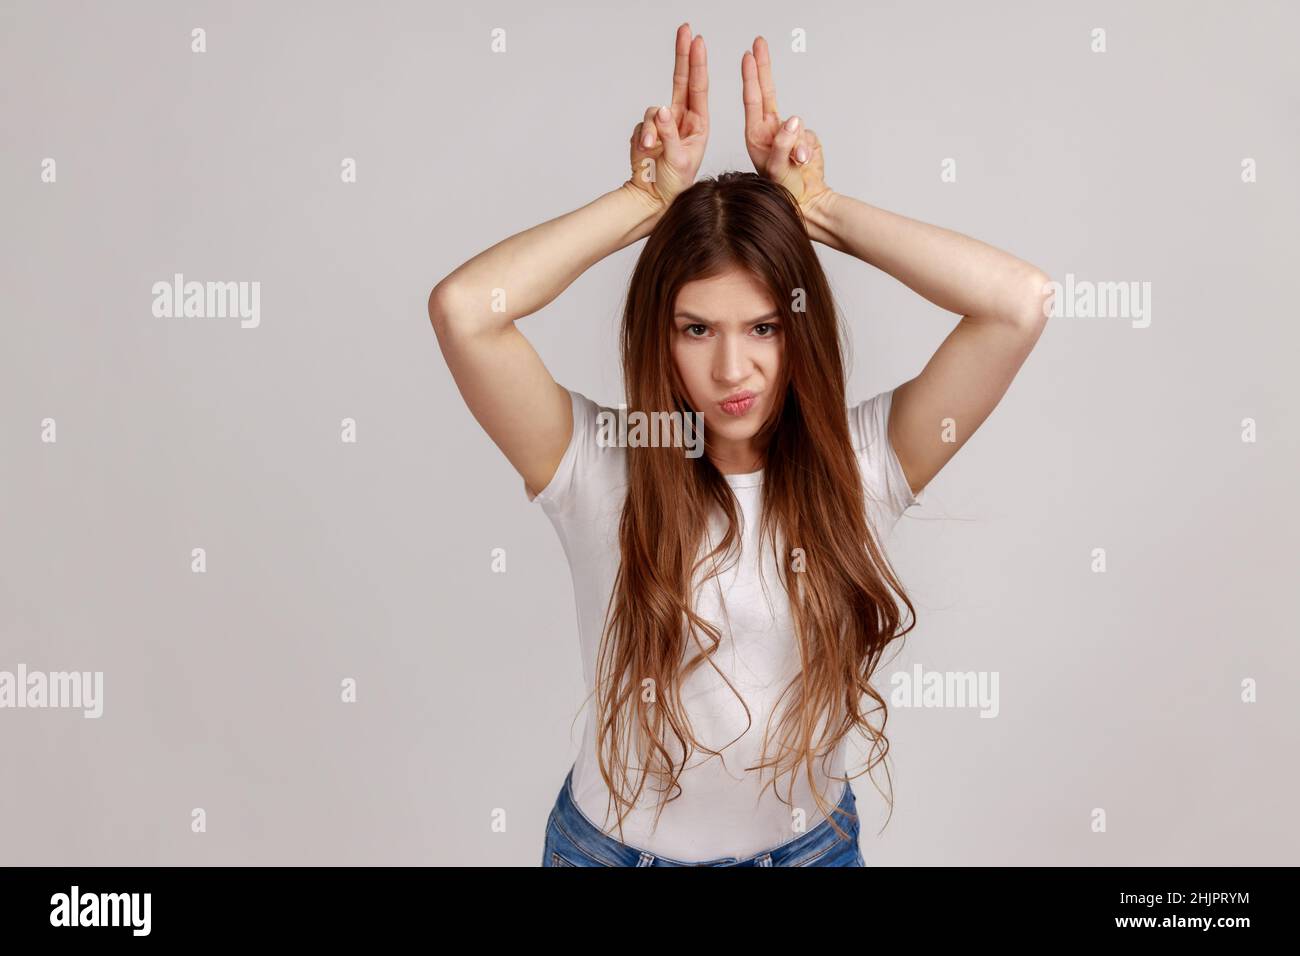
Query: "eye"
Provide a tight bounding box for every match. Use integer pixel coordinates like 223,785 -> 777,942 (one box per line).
753,323 -> 780,337
683,324 -> 710,337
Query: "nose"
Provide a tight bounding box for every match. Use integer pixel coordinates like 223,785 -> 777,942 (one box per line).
711,332 -> 750,385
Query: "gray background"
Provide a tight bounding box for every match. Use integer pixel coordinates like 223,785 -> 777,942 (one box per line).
2,0 -> 1297,865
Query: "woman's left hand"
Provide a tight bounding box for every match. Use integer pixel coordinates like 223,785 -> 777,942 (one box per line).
741,36 -> 832,222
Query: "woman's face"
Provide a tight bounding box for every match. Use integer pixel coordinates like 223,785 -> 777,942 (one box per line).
670,267 -> 784,467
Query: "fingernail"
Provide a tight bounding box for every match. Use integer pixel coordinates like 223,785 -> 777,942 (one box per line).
657,105 -> 671,121
797,146 -> 808,163
786,116 -> 800,132
643,131 -> 654,147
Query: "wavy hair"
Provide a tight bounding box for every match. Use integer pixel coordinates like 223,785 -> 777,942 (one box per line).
591,170 -> 916,844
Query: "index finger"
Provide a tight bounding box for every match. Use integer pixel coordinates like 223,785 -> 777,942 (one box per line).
753,35 -> 778,117
671,22 -> 692,110
741,50 -> 763,132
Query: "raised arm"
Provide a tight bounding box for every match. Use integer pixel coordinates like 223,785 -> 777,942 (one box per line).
429,24 -> 709,499
804,193 -> 1050,495
741,35 -> 1050,496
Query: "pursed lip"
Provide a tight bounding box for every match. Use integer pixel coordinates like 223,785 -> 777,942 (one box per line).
719,390 -> 757,406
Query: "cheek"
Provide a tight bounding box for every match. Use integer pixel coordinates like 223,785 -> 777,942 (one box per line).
671,343 -> 708,401
760,337 -> 785,366
760,342 -> 786,387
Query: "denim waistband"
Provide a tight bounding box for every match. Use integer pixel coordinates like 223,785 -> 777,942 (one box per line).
546,765 -> 861,867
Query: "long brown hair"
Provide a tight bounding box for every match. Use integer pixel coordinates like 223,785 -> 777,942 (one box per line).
593,170 -> 916,844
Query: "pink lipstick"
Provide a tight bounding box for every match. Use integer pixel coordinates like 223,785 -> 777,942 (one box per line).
719,391 -> 757,417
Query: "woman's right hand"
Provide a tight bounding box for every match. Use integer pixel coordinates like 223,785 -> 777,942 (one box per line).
624,23 -> 710,213
741,36 -> 832,222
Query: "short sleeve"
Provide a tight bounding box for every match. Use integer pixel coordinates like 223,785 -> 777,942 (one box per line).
526,387 -> 624,514
850,388 -> 926,534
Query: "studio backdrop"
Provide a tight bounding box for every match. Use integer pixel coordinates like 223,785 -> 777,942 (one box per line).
2,0 -> 1296,865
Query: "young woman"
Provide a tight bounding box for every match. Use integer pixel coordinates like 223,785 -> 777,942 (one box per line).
428,25 -> 1050,867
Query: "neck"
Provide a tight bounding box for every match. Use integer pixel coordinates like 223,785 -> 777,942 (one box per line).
708,436 -> 764,475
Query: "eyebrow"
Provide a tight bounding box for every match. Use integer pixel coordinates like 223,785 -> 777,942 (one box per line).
673,310 -> 781,326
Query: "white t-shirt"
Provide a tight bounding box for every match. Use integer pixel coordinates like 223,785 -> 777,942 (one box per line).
528,386 -> 925,861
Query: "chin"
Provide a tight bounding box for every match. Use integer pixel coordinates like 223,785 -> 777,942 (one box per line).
705,415 -> 759,439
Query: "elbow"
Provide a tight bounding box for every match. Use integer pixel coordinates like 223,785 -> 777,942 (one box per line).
426,282 -> 452,330
427,280 -> 467,337
1007,268 -> 1053,331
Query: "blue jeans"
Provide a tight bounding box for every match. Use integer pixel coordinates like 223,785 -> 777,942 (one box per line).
542,765 -> 865,867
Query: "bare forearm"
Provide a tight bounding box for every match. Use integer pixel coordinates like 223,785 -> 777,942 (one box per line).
430,183 -> 663,330
805,191 -> 1048,325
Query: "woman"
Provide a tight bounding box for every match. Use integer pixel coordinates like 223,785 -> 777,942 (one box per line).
428,24 -> 1050,867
